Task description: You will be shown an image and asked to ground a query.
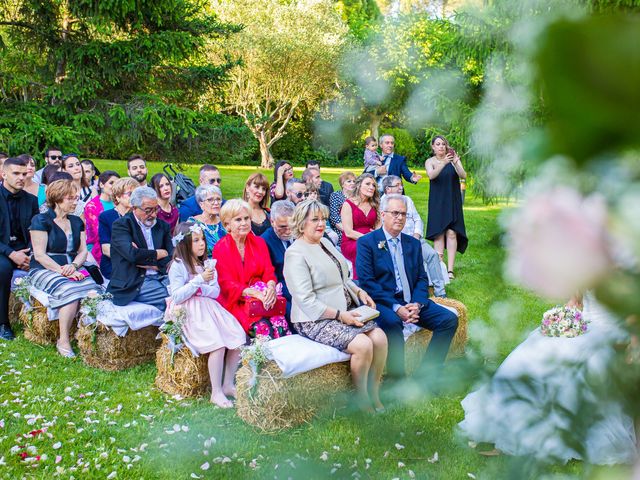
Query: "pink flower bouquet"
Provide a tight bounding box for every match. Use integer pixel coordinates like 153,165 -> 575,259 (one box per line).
540,306 -> 588,338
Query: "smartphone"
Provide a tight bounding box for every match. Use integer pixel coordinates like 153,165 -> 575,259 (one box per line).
447,147 -> 456,157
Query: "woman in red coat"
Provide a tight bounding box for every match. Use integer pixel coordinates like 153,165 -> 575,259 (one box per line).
213,198 -> 285,337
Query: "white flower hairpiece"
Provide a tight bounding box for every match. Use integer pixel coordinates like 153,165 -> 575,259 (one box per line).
171,224 -> 204,247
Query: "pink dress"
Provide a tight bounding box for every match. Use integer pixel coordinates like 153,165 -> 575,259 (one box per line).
340,198 -> 377,279
167,260 -> 246,354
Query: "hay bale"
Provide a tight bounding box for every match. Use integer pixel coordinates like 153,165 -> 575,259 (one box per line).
22,298 -> 77,345
236,360 -> 352,432
75,320 -> 160,371
155,335 -> 210,398
8,292 -> 22,329
404,297 -> 468,376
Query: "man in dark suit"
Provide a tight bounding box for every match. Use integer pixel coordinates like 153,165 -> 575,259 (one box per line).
107,187 -> 173,311
261,200 -> 295,322
0,157 -> 40,340
304,161 -> 334,207
365,134 -> 421,190
356,194 -> 457,378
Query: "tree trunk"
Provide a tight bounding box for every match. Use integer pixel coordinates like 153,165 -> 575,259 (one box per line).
369,112 -> 382,140
258,130 -> 274,169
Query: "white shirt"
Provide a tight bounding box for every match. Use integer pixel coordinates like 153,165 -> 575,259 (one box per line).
134,216 -> 157,276
381,193 -> 424,238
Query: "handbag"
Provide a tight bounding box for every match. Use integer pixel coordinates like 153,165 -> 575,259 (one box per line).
244,296 -> 286,319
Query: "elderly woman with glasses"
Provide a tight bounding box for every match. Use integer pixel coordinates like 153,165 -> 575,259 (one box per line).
284,199 -> 387,412
188,185 -> 226,256
29,179 -> 102,357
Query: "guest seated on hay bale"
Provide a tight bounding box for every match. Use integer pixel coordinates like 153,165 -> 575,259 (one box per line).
0,156 -> 40,341
29,179 -> 102,356
213,199 -> 291,339
98,177 -> 139,280
107,187 -> 173,312
168,222 -> 245,408
84,170 -> 120,266
283,199 -> 388,412
356,194 -> 458,379
260,200 -> 295,323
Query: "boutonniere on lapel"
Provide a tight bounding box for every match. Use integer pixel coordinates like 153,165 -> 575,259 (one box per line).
377,240 -> 387,251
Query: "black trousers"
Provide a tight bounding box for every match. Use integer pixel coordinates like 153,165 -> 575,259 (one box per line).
0,254 -> 17,327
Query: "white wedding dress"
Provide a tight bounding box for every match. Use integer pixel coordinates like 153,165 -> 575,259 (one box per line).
459,293 -> 637,464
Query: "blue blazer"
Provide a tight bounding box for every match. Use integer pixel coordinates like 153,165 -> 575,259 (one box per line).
356,228 -> 429,309
387,154 -> 416,184
260,227 -> 291,301
178,195 -> 202,222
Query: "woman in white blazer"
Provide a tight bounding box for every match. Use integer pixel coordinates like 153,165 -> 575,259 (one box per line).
284,199 -> 388,413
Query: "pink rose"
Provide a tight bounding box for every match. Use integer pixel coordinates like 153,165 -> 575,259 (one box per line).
506,187 -> 612,299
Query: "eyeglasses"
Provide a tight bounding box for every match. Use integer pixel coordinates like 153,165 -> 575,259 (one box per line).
294,192 -> 309,199
384,210 -> 407,219
207,178 -> 222,185
204,197 -> 222,204
135,206 -> 157,216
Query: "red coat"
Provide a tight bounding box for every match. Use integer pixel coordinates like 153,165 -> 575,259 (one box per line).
213,232 -> 277,333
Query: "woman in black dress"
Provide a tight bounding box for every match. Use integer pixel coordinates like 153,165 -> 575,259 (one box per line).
425,135 -> 467,279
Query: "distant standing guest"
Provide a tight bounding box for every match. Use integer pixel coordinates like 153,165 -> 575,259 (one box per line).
329,171 -> 357,246
424,135 -> 468,280
270,160 -> 294,204
188,185 -> 226,256
84,170 -> 120,265
98,177 -> 139,279
150,173 -> 179,234
243,173 -> 271,236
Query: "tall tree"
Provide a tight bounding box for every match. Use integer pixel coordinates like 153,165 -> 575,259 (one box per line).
212,0 -> 349,168
0,0 -> 239,156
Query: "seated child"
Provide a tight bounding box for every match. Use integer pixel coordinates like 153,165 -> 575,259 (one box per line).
363,136 -> 383,173
167,222 -> 246,408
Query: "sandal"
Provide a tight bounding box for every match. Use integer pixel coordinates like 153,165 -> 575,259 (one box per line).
56,342 -> 76,358
448,271 -> 455,280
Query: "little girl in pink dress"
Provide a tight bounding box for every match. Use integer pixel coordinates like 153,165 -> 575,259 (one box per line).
167,222 -> 246,408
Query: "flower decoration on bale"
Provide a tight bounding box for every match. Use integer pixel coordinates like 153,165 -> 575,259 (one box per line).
159,304 -> 198,364
79,290 -> 113,324
540,306 -> 588,338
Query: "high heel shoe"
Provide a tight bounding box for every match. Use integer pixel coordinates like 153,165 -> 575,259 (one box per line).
56,342 -> 76,358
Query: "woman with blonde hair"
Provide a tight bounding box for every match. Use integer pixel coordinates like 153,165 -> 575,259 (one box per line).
284,199 -> 387,412
213,199 -> 289,338
340,173 -> 380,279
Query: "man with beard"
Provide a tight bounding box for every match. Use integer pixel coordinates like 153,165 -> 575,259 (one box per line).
0,157 -> 39,340
127,154 -> 148,187
107,187 -> 173,312
261,200 -> 295,323
33,147 -> 63,184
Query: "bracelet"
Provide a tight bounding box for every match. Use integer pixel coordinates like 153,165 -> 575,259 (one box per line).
334,310 -> 341,321
71,262 -> 79,270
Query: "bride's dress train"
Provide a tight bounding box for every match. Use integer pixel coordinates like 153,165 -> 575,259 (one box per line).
459,293 -> 637,464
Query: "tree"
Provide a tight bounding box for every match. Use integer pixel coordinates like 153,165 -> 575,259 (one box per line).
0,0 -> 239,158
212,0 -> 349,168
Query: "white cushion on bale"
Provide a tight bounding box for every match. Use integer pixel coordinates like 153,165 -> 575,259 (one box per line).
28,286 -> 163,334
264,302 -> 459,378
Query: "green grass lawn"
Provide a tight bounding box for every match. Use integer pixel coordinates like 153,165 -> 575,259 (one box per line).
1,162 -> 589,479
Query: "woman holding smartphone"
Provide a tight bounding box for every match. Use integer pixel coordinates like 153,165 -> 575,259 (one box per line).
424,135 -> 468,279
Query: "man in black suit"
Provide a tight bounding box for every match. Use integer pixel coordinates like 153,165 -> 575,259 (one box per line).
304,160 -> 334,207
0,157 -> 40,340
261,200 -> 295,322
107,187 -> 173,311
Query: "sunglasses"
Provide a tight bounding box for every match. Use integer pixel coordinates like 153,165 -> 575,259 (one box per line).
207,178 -> 222,185
48,155 -> 63,160
294,191 -> 310,199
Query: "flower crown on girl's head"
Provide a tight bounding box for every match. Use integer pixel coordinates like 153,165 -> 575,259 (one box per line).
172,224 -> 204,247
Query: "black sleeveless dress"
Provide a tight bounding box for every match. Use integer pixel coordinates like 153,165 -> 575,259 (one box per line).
425,162 -> 468,253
